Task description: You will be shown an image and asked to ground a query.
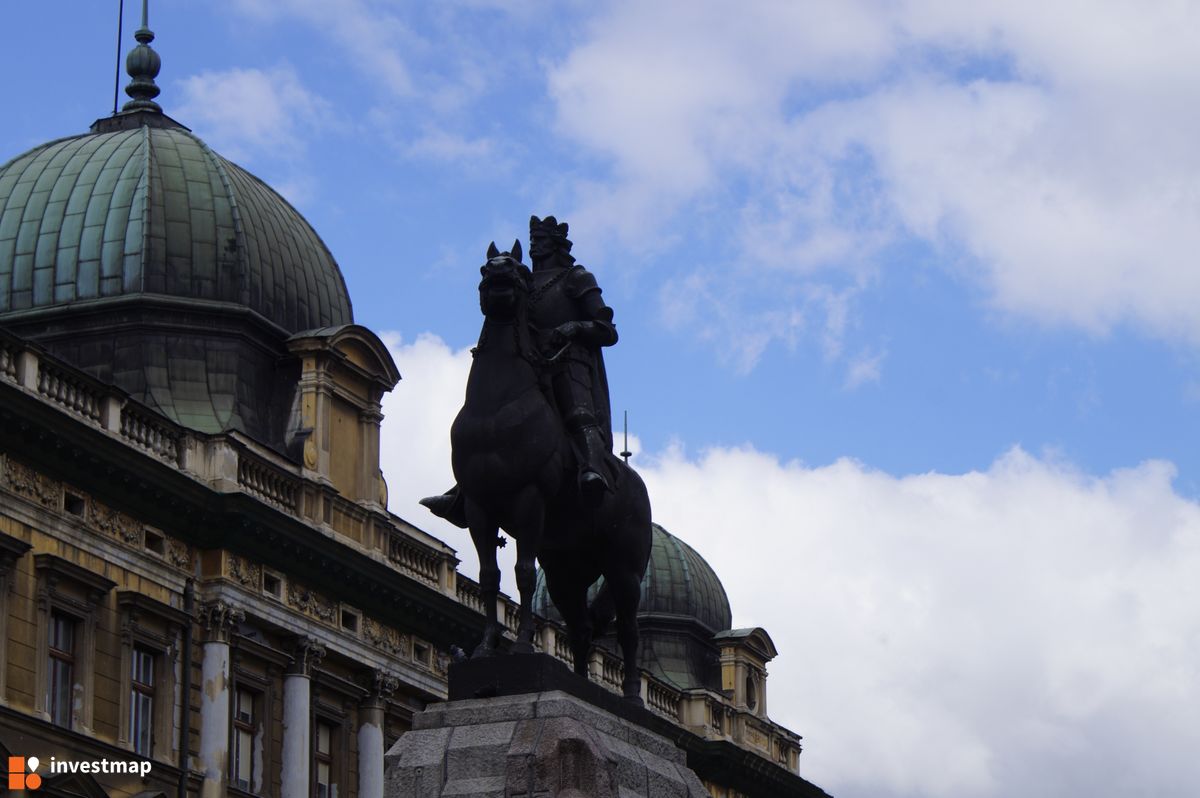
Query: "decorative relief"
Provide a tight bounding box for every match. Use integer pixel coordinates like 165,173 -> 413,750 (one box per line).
363,617 -> 409,659
744,723 -> 769,751
197,599 -> 245,642
4,458 -> 61,509
434,648 -> 451,676
287,581 -> 336,624
291,637 -> 327,675
89,500 -> 141,544
226,554 -> 262,589
371,670 -> 400,699
166,539 -> 192,569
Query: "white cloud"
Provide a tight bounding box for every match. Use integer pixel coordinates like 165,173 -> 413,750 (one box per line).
377,333 -> 1200,798
547,0 -> 1200,350
844,347 -> 885,389
232,0 -> 415,96
174,65 -> 330,162
405,128 -> 497,165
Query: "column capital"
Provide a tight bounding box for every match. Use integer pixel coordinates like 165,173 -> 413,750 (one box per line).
362,669 -> 399,709
289,636 -> 327,676
197,599 -> 245,643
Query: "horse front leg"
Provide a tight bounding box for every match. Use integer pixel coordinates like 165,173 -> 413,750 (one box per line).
465,497 -> 502,657
510,486 -> 545,654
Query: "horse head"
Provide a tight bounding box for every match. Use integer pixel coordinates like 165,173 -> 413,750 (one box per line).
479,240 -> 531,321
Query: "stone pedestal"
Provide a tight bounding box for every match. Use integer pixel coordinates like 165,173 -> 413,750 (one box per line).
384,657 -> 707,797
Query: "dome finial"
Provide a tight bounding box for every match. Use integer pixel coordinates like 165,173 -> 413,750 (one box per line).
122,0 -> 162,113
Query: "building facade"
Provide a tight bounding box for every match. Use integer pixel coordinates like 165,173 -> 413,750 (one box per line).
0,11 -> 828,798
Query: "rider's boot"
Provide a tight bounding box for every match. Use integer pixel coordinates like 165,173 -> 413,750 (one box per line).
419,486 -> 468,528
573,424 -> 611,508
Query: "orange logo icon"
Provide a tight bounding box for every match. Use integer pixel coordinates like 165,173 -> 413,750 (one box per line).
7,756 -> 41,790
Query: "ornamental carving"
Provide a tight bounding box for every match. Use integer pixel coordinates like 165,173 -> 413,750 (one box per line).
371,670 -> 400,699
227,554 -> 262,589
363,617 -> 409,658
291,637 -> 327,675
89,500 -> 141,544
166,539 -> 192,569
745,723 -> 769,751
197,599 -> 245,642
287,582 -> 336,624
4,458 -> 61,509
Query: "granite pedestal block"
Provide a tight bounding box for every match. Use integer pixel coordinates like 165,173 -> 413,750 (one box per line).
384,689 -> 708,797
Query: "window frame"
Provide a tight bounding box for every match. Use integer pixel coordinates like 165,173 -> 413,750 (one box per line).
33,553 -> 115,732
0,531 -> 32,705
47,610 -> 78,728
231,685 -> 261,793
129,644 -> 156,756
227,659 -> 277,798
312,717 -> 338,798
117,590 -> 186,762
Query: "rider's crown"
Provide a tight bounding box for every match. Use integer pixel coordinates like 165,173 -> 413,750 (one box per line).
530,215 -> 570,241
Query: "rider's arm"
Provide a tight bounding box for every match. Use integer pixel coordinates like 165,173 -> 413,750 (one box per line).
566,268 -> 619,348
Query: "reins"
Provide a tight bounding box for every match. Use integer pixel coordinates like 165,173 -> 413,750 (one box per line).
473,260 -> 574,371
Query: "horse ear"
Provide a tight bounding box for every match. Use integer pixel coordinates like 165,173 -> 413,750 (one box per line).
511,239 -> 523,263
487,241 -> 500,259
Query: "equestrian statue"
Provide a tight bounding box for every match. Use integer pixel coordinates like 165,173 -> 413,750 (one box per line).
421,216 -> 652,703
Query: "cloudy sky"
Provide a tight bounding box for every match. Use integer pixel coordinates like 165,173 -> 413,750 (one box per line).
3,2 -> 1199,796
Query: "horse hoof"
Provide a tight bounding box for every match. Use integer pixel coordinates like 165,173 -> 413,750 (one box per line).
472,644 -> 498,659
622,694 -> 644,708
511,640 -> 535,655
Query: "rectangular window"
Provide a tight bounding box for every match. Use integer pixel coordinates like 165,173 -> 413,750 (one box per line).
232,687 -> 258,792
48,612 -> 76,728
314,721 -> 334,798
129,646 -> 155,756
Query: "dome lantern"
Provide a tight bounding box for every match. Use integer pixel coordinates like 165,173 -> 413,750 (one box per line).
122,0 -> 163,114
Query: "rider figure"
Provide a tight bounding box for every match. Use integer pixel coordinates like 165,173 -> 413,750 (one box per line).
528,214 -> 618,503
421,215 -> 619,527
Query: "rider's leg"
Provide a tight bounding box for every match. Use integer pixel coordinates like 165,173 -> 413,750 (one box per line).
565,410 -> 610,506
551,364 -> 611,505
419,486 -> 467,528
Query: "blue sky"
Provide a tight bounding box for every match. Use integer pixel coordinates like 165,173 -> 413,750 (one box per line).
3,3 -> 1199,797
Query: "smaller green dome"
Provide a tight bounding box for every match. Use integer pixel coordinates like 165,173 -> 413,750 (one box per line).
640,523 -> 732,632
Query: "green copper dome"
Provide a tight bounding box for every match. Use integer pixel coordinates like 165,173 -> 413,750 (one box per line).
0,7 -> 353,450
534,523 -> 733,690
0,117 -> 353,445
640,523 -> 732,632
0,124 -> 352,330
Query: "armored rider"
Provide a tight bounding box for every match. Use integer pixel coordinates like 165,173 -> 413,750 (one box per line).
421,215 -> 619,526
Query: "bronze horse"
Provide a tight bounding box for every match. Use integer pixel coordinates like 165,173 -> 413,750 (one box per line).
449,241 -> 652,702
